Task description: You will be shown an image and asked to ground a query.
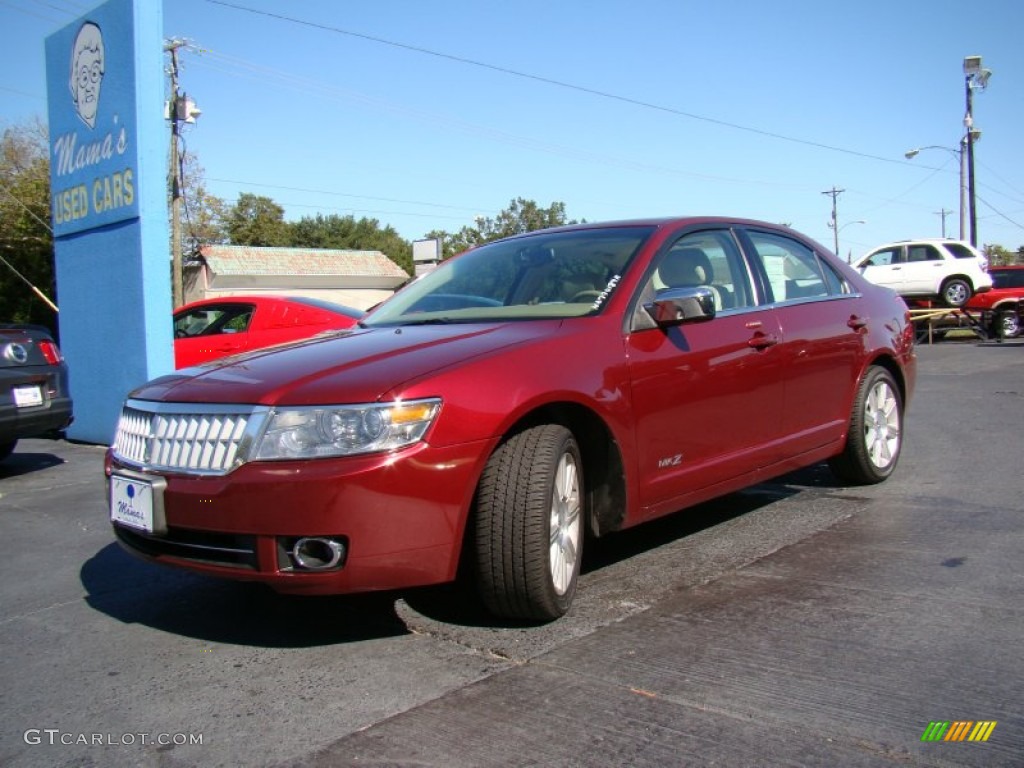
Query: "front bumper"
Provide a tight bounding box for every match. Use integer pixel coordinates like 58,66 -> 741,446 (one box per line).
105,437 -> 496,595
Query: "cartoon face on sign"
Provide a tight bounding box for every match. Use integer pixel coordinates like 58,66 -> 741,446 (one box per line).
69,22 -> 104,129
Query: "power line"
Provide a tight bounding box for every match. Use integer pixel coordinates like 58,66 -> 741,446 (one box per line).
0,183 -> 53,234
190,49 -> 813,192
206,177 -> 485,213
205,0 -> 910,167
977,194 -> 1024,233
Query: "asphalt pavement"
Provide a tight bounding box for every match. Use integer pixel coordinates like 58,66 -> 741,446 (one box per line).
1,339 -> 1022,767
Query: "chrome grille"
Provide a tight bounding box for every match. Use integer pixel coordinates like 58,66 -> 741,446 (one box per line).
112,400 -> 268,475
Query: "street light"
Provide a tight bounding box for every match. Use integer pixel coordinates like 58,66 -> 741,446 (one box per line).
837,220 -> 865,263
964,54 -> 992,247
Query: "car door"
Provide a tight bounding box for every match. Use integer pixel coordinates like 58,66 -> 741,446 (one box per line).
740,228 -> 867,455
858,246 -> 904,290
900,243 -> 947,294
625,228 -> 785,520
173,303 -> 255,367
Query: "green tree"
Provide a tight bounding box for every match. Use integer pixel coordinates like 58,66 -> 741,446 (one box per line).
289,213 -> 412,274
0,119 -> 57,333
426,197 -> 580,260
225,193 -> 289,246
984,244 -> 1024,267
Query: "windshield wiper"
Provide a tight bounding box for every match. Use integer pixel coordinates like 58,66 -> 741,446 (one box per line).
397,317 -> 455,326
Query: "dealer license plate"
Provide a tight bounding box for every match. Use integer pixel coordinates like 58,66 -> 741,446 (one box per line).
110,474 -> 155,533
13,385 -> 43,408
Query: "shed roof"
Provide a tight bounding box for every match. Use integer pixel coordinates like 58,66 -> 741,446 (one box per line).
198,245 -> 408,279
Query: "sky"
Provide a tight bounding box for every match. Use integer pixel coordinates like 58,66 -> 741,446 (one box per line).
3,0 -> 1023,260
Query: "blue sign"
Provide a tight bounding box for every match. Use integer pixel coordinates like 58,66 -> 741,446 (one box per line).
45,0 -> 140,236
44,0 -> 173,444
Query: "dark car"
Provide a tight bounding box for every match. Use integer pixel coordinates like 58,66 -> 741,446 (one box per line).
0,325 -> 73,460
173,295 -> 364,368
965,265 -> 1024,338
106,218 -> 916,621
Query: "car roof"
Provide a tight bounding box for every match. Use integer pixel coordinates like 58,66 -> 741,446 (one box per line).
174,295 -> 362,318
870,238 -> 975,247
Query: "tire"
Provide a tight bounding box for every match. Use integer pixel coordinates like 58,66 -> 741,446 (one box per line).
474,424 -> 583,621
995,309 -> 1021,339
829,367 -> 903,485
0,440 -> 16,461
940,278 -> 971,308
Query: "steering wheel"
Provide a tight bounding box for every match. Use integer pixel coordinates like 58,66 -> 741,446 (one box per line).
570,290 -> 603,303
174,329 -> 189,339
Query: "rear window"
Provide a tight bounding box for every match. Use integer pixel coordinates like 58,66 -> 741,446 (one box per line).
991,269 -> 1024,289
945,243 -> 981,260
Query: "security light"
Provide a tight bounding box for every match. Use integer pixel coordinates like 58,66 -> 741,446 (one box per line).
963,56 -> 982,75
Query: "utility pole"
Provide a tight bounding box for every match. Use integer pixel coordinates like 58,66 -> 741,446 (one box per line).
165,38 -> 185,309
965,82 -> 977,247
822,186 -> 844,257
935,208 -> 953,238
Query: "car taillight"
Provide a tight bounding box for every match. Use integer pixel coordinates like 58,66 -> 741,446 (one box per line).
38,340 -> 63,365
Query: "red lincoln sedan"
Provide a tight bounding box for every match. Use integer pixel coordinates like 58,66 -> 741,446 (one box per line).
173,295 -> 363,368
107,218 -> 916,621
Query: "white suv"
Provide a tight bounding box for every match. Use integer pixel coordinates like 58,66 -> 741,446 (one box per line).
853,239 -> 993,307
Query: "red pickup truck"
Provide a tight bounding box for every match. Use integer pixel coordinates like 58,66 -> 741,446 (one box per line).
966,265 -> 1024,338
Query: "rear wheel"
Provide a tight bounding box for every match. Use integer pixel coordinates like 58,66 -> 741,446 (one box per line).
829,367 -> 903,485
940,277 -> 971,308
474,424 -> 583,621
995,309 -> 1021,339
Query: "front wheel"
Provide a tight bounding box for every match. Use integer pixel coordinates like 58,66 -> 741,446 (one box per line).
829,367 -> 904,485
474,424 -> 583,621
940,278 -> 971,308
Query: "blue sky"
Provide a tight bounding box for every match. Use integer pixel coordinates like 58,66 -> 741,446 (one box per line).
3,0 -> 1023,259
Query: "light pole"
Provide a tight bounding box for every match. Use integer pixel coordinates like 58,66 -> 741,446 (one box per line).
904,140 -> 973,241
963,55 -> 992,247
837,220 -> 865,263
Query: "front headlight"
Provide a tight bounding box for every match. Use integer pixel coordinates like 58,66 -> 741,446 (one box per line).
252,398 -> 441,460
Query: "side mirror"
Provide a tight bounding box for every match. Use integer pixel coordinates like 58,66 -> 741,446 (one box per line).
643,286 -> 716,328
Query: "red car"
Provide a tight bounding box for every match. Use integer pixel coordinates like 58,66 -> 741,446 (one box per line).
173,296 -> 363,368
107,218 -> 916,621
965,265 -> 1024,338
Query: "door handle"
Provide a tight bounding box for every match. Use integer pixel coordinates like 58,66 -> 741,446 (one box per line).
748,333 -> 779,350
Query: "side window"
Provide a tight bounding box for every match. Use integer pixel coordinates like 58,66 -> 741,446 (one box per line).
944,243 -> 979,260
995,270 -> 1024,289
746,231 -> 830,302
820,259 -> 851,295
221,309 -> 252,333
907,244 -> 943,262
864,247 -> 900,267
647,230 -> 754,312
174,305 -> 254,337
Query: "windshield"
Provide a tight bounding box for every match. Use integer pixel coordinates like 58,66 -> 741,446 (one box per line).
363,226 -> 654,327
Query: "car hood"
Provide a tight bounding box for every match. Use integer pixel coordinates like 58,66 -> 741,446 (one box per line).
130,322 -> 562,405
